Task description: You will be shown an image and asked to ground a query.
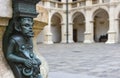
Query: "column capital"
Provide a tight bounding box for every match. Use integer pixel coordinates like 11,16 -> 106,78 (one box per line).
61,23 -> 65,25
90,20 -> 94,23
85,7 -> 92,11
69,22 -> 73,25
115,18 -> 120,21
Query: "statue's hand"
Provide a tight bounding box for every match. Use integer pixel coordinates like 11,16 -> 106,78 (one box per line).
35,58 -> 41,65
32,59 -> 41,66
24,59 -> 33,68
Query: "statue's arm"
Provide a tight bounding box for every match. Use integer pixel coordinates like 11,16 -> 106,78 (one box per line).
6,39 -> 26,63
33,53 -> 41,65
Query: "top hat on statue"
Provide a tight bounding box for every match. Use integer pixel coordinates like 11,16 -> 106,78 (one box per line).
12,0 -> 40,18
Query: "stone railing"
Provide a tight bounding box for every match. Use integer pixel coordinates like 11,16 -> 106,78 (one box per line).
39,0 -> 66,9
50,1 -> 65,9
49,1 -> 64,8
92,0 -> 110,4
70,1 -> 86,8
38,0 -> 118,10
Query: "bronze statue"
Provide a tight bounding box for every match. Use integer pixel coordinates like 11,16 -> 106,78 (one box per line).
3,17 -> 42,78
3,0 -> 42,78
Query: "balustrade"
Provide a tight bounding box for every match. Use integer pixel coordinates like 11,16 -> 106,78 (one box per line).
38,0 -> 118,9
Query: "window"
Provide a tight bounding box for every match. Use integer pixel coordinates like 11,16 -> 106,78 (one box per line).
58,0 -> 61,2
73,0 -> 77,1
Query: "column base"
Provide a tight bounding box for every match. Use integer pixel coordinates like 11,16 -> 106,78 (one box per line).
84,32 -> 94,43
84,40 -> 94,43
61,40 -> 67,43
43,41 -> 53,44
68,40 -> 74,43
61,40 -> 74,43
105,41 -> 116,44
43,33 -> 53,44
106,31 -> 117,44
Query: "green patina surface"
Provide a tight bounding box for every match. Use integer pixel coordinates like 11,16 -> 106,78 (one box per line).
3,0 -> 42,78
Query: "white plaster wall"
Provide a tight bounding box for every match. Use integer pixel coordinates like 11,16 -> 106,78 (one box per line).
37,30 -> 44,43
0,0 -> 12,18
77,24 -> 85,42
51,25 -> 61,43
73,23 -> 85,42
94,19 -> 109,42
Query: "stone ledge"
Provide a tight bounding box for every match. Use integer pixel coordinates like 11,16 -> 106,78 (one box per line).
0,17 -> 10,26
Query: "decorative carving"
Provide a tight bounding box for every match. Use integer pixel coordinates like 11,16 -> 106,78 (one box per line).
3,0 -> 42,78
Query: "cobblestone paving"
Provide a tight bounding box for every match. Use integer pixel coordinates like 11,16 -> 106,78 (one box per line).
38,43 -> 120,78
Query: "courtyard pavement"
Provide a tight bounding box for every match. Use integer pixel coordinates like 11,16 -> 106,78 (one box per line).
38,43 -> 120,78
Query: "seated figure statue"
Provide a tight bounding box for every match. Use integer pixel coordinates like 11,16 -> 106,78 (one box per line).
3,17 -> 42,78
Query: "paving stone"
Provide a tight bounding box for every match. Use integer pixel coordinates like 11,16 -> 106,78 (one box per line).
38,43 -> 120,78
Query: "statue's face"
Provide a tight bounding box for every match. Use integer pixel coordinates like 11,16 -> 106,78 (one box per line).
20,17 -> 34,37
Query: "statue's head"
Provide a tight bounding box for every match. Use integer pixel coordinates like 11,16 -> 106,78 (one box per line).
15,17 -> 34,37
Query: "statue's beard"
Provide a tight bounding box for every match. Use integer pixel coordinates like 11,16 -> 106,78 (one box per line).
24,32 -> 34,37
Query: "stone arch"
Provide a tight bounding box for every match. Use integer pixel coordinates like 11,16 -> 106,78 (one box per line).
51,11 -> 63,22
71,10 -> 85,22
51,12 -> 62,43
91,6 -> 109,20
72,12 -> 85,42
92,8 -> 109,42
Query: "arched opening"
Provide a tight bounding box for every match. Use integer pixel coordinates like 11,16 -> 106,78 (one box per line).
51,13 -> 62,43
73,12 -> 85,42
93,9 -> 109,42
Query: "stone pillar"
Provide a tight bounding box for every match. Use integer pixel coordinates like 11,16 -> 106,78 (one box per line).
61,16 -> 74,43
86,0 -> 92,6
67,12 -> 74,43
115,18 -> 119,43
44,1 -> 50,8
61,12 -> 68,43
84,8 -> 94,43
43,12 -> 53,44
61,23 -> 67,43
106,5 -> 117,44
99,0 -> 103,3
68,22 -> 74,43
68,0 -> 73,2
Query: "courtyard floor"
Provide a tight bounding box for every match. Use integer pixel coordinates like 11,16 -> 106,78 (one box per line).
38,43 -> 120,78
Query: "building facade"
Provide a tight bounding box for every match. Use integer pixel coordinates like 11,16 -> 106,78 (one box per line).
37,0 -> 120,44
